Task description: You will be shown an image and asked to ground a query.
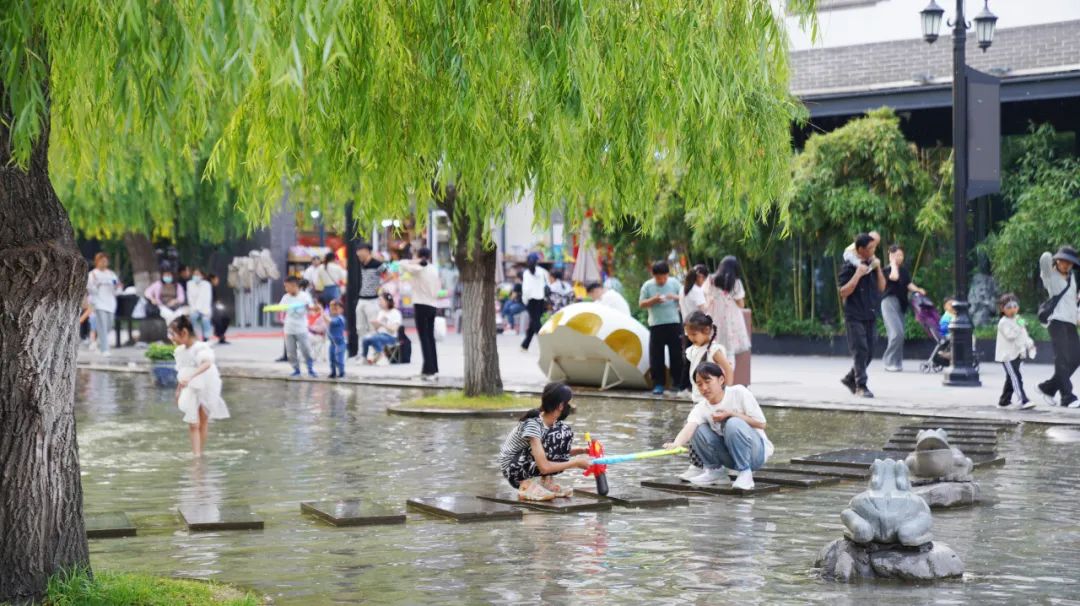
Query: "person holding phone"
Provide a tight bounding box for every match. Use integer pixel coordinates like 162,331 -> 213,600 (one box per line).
639,261 -> 683,395
838,233 -> 886,398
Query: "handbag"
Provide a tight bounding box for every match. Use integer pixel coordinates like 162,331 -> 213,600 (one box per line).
1038,277 -> 1074,325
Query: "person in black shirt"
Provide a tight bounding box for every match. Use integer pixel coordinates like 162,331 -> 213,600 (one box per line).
880,244 -> 927,372
838,233 -> 886,397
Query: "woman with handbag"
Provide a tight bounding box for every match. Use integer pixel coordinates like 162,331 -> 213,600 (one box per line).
1037,246 -> 1080,408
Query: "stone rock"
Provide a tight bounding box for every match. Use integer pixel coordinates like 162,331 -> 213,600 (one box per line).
816,538 -> 964,582
841,459 -> 933,546
969,273 -> 998,328
913,481 -> 981,508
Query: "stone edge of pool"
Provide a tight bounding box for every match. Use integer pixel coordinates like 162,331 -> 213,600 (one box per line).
76,361 -> 1080,427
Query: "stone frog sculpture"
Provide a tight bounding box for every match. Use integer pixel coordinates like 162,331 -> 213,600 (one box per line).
841,459 -> 933,547
904,429 -> 973,481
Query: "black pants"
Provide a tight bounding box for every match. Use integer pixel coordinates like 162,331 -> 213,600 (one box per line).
844,318 -> 876,388
414,303 -> 439,376
1040,319 -> 1080,403
649,323 -> 683,390
212,314 -> 230,341
1000,358 -> 1029,406
521,299 -> 547,350
678,333 -> 692,390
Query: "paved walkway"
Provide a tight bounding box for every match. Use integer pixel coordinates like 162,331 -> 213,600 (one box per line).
78,329 -> 1080,425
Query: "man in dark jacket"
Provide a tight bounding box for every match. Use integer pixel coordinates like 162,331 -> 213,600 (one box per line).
838,233 -> 886,397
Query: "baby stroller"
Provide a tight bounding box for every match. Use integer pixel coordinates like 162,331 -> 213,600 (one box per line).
912,292 -> 979,373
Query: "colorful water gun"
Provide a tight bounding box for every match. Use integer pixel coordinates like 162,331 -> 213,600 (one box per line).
583,432 -> 609,496
590,446 -> 688,466
261,302 -> 308,312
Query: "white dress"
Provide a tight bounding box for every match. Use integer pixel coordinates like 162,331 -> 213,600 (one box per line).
175,342 -> 230,424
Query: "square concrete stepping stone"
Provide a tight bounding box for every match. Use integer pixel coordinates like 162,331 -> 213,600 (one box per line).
477,492 -> 612,514
640,478 -> 780,496
790,449 -> 905,469
301,500 -> 405,527
750,470 -> 843,488
575,487 -> 690,508
884,444 -> 997,455
762,464 -> 871,479
406,496 -> 523,523
970,454 -> 1007,468
179,504 -> 263,531
85,512 -> 136,539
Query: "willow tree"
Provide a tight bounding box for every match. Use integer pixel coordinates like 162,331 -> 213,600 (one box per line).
1,1 -> 814,599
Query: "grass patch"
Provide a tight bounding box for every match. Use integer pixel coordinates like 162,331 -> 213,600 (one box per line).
44,568 -> 259,606
400,391 -> 534,411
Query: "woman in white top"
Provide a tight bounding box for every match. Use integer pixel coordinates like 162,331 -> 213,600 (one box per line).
169,316 -> 229,456
705,256 -> 751,356
187,268 -> 214,341
360,293 -> 403,366
520,252 -> 550,352
400,247 -> 442,379
664,362 -> 772,490
315,252 -> 346,305
679,264 -> 709,319
87,252 -> 122,354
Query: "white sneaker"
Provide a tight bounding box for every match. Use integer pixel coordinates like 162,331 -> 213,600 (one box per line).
690,468 -> 729,486
679,464 -> 703,481
375,356 -> 389,366
732,470 -> 755,490
1040,390 -> 1057,407
1019,401 -> 1036,410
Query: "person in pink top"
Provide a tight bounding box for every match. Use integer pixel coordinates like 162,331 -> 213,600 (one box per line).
145,268 -> 187,324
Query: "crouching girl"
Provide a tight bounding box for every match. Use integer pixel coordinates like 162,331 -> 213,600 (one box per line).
664,362 -> 773,490
498,382 -> 591,501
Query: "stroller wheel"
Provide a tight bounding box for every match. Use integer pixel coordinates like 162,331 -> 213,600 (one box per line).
919,362 -> 931,373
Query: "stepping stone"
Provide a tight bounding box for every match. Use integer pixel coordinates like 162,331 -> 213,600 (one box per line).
477,492 -> 612,514
884,444 -> 998,456
904,423 -> 1010,432
790,449 -> 905,469
301,499 -> 405,527
575,486 -> 690,508
750,470 -> 844,488
406,496 -> 523,523
179,504 -> 264,531
85,512 -> 136,539
970,454 -> 1007,468
640,478 -> 780,496
762,464 -> 871,479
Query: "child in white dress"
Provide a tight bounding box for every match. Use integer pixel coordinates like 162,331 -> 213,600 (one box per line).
170,316 -> 229,456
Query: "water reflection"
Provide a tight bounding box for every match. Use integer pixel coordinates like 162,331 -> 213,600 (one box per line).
75,370 -> 1080,605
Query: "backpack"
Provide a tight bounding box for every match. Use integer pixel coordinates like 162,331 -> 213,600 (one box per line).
390,325 -> 412,364
1038,275 -> 1075,326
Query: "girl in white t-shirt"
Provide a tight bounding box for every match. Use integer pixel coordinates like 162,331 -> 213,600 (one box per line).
678,311 -> 735,480
169,316 -> 229,456
664,362 -> 772,490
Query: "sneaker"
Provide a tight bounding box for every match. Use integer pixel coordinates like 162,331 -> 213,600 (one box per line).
290,369 -> 301,377
1038,386 -> 1057,407
676,389 -> 692,398
652,385 -> 665,396
679,464 -> 703,482
1063,396 -> 1080,409
376,356 -> 390,367
518,481 -> 556,502
732,470 -> 755,491
840,375 -> 857,394
308,370 -> 318,378
855,387 -> 875,398
884,366 -> 902,373
1019,400 -> 1036,410
690,468 -> 729,486
421,374 -> 438,382
998,401 -> 1013,408
276,356 -> 289,363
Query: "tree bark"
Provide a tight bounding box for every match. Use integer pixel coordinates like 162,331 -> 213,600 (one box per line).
122,232 -> 159,296
1,84 -> 91,603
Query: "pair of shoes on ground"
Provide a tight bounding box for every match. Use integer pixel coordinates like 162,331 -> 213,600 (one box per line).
884,366 -> 903,373
328,372 -> 345,379
842,375 -> 875,398
420,373 -> 438,382
517,478 -> 573,501
289,368 -> 318,378
364,354 -> 390,366
1039,386 -> 1080,408
999,400 -> 1036,410
680,465 -> 755,490
652,385 -> 666,396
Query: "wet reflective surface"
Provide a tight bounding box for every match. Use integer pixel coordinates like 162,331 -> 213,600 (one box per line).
77,370 -> 1080,604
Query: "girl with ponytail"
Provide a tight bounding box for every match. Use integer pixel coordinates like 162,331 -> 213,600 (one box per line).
498,382 -> 591,501
676,311 -> 735,481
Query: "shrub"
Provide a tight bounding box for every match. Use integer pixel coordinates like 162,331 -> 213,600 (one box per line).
144,343 -> 176,361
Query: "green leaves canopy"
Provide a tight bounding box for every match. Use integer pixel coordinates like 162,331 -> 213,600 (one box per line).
4,0 -> 815,241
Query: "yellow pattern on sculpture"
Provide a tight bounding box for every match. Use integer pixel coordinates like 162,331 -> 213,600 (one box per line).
604,329 -> 642,366
565,312 -> 602,336
539,311 -> 564,335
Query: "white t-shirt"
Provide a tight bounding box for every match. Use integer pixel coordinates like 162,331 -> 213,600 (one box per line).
686,385 -> 774,459
302,264 -> 321,288
600,290 -> 631,315
280,291 -> 313,335
87,269 -> 120,313
521,267 -> 550,302
375,308 -> 403,335
685,342 -> 730,404
680,284 -> 707,318
319,263 -> 346,289
188,279 -> 213,315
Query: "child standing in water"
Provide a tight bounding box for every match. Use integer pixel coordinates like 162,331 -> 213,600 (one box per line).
679,311 -> 735,481
995,293 -> 1037,410
498,382 -> 591,501
170,316 -> 230,456
326,300 -> 348,379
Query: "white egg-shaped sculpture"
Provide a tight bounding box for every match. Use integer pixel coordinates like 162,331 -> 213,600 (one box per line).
537,302 -> 652,390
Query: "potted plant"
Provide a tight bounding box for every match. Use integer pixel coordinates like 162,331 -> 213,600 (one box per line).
145,343 -> 177,387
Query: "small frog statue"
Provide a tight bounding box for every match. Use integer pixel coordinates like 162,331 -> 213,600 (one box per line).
841,459 -> 933,547
904,429 -> 974,482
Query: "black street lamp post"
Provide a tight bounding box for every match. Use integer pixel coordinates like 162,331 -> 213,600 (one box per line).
920,0 -> 997,387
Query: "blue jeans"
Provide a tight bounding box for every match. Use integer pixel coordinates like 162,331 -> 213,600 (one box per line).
191,311 -> 213,340
362,332 -> 397,357
690,417 -> 765,472
329,339 -> 346,375
502,300 -> 525,328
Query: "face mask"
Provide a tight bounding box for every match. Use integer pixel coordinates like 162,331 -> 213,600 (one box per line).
192,276 -> 203,284
163,276 -> 173,284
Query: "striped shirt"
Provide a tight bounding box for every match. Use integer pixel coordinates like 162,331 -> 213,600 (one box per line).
498,417 -> 547,470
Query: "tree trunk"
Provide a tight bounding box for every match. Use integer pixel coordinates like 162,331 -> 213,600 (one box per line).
123,232 -> 159,296
1,86 -> 91,603
452,216 -> 503,397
